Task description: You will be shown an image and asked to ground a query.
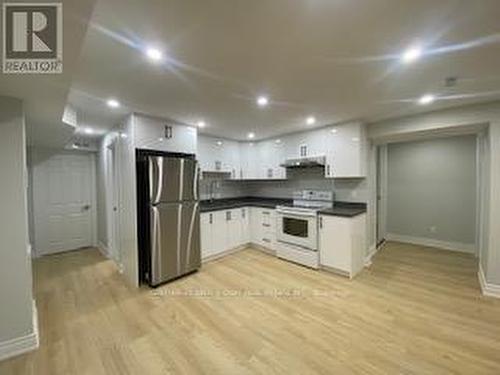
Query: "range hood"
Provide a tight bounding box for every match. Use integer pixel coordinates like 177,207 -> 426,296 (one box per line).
280,155 -> 326,168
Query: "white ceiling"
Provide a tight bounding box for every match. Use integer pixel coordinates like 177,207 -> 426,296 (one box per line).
5,0 -> 500,146
0,0 -> 97,148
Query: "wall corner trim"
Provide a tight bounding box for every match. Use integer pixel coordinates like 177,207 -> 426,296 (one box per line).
478,265 -> 500,299
97,241 -> 109,258
0,300 -> 39,362
364,243 -> 379,267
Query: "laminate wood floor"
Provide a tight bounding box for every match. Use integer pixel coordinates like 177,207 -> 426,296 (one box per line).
2,242 -> 500,374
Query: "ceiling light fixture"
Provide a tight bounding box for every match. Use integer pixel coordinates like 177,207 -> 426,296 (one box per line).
146,47 -> 163,62
275,139 -> 282,144
83,127 -> 94,135
418,94 -> 435,105
247,132 -> 255,139
107,99 -> 120,108
306,116 -> 316,125
257,96 -> 269,107
216,140 -> 223,146
197,121 -> 206,128
331,128 -> 338,134
402,46 -> 422,64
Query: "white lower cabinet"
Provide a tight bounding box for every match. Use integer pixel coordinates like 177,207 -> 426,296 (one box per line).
250,207 -> 276,250
318,214 -> 366,278
201,207 -> 276,260
201,208 -> 251,260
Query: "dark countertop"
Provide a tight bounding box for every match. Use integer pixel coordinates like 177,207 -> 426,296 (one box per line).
200,197 -> 367,217
318,202 -> 367,218
200,197 -> 292,212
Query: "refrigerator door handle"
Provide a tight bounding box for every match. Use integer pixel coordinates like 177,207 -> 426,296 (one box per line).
193,162 -> 199,200
185,202 -> 199,268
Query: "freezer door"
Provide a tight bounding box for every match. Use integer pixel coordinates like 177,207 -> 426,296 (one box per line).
149,156 -> 182,204
150,202 -> 200,286
149,156 -> 198,203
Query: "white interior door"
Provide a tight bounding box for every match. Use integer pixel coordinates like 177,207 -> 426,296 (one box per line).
33,152 -> 95,255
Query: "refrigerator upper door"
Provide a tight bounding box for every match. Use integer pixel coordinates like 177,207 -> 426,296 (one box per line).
181,158 -> 199,201
149,156 -> 198,203
150,202 -> 200,286
149,156 -> 182,204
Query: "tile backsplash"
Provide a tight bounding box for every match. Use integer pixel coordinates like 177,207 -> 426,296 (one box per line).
200,167 -> 368,202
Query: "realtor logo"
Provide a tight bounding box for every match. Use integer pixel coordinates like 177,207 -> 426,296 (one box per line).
2,3 -> 62,73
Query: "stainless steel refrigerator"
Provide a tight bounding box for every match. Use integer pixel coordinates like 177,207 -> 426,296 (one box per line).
136,150 -> 201,287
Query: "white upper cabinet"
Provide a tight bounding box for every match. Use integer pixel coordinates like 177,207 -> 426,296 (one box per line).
257,139 -> 286,180
132,113 -> 197,154
197,135 -> 240,178
196,122 -> 366,181
239,142 -> 259,180
325,122 -> 366,178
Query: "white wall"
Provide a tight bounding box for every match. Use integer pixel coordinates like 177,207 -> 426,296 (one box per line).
0,96 -> 36,352
385,135 -> 477,251
368,101 -> 500,286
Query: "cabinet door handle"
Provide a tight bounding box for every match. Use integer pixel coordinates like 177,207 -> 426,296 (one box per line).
226,211 -> 231,221
262,211 -> 270,215
164,125 -> 173,139
326,165 -> 331,177
262,223 -> 270,228
263,238 -> 271,243
209,213 -> 213,224
319,216 -> 323,229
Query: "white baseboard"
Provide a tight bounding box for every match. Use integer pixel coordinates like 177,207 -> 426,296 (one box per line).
386,233 -> 476,254
0,300 -> 39,362
478,264 -> 500,298
97,241 -> 109,258
202,244 -> 248,263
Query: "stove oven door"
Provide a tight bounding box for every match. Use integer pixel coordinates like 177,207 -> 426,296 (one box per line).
276,210 -> 317,250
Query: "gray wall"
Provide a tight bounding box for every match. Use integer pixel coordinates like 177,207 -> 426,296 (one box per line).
386,135 -> 477,247
0,96 -> 35,343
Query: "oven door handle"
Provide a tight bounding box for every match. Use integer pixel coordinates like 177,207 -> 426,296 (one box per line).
276,208 -> 317,217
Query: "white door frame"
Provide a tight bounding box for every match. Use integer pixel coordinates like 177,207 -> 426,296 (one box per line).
106,139 -> 122,268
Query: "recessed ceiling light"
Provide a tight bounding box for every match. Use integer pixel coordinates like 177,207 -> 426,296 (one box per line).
120,133 -> 128,139
306,116 -> 316,125
107,99 -> 120,108
146,47 -> 163,62
197,121 -> 206,128
158,137 -> 164,142
83,127 -> 94,135
402,46 -> 422,64
275,139 -> 282,144
247,132 -> 255,139
257,96 -> 269,107
418,94 -> 435,105
216,140 -> 223,146
331,128 -> 338,134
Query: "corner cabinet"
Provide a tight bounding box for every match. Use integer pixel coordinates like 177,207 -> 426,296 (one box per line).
318,214 -> 366,278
